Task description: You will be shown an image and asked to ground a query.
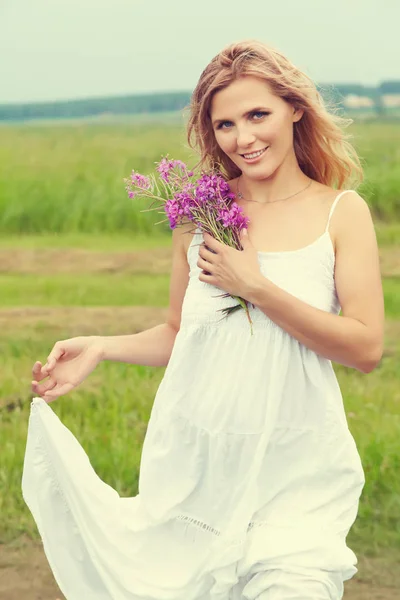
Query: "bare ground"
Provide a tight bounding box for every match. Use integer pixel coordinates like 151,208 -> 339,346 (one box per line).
0,539 -> 399,600
0,246 -> 172,275
0,244 -> 399,277
0,305 -> 168,338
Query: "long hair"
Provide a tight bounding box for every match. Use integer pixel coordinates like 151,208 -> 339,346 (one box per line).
186,40 -> 363,189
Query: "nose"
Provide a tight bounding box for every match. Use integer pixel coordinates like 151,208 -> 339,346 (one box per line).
236,124 -> 256,150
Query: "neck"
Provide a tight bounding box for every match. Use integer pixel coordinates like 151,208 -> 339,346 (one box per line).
238,153 -> 310,205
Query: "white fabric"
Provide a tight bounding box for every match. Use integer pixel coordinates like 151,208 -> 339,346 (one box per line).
22,189 -> 365,600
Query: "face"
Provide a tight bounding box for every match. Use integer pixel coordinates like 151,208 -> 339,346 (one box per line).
210,75 -> 303,179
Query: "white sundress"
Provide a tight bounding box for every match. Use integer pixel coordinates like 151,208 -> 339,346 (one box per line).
22,189 -> 365,600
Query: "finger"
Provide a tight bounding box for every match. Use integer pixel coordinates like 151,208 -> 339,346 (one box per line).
32,378 -> 57,397
199,271 -> 214,283
32,378 -> 56,396
202,232 -> 220,252
43,382 -> 74,403
201,241 -> 218,255
45,344 -> 66,371
199,244 -> 217,261
197,257 -> 212,274
32,361 -> 43,377
32,361 -> 50,381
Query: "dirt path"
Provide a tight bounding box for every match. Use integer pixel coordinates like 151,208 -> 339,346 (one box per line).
0,540 -> 398,600
0,244 -> 399,277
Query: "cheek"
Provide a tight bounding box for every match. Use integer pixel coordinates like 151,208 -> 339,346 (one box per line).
260,121 -> 281,145
217,135 -> 236,154
214,132 -> 236,153
267,118 -> 294,146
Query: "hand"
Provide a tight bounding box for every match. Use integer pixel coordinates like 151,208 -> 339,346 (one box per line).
31,336 -> 103,403
198,229 -> 263,299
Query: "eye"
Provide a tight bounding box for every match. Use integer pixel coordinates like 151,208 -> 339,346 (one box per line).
216,120 -> 233,130
216,111 -> 270,130
251,110 -> 270,120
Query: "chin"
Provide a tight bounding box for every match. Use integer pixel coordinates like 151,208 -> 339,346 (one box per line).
246,168 -> 276,180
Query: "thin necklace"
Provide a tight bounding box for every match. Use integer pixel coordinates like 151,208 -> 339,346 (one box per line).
236,175 -> 312,204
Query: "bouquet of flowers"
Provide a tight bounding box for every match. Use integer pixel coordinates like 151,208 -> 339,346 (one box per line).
124,157 -> 255,334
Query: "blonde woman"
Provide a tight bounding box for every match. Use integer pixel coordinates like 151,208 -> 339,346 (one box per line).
23,40 -> 384,599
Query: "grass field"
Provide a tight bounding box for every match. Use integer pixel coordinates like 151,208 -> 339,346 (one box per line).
0,119 -> 399,235
0,117 -> 399,593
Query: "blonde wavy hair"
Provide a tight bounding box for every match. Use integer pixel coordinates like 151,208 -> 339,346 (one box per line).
186,40 -> 363,189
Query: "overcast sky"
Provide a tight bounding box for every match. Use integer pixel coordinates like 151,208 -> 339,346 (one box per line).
1,0 -> 398,104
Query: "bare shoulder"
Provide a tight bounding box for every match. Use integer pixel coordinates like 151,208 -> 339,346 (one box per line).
314,184 -> 367,213
333,188 -> 371,217
327,189 -> 375,248
174,218 -> 198,259
166,219 -> 196,332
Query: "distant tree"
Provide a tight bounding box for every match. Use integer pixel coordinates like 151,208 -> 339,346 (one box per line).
380,81 -> 400,94
1,82 -> 399,122
0,91 -> 191,121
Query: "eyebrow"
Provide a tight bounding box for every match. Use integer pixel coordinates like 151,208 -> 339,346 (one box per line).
212,106 -> 270,127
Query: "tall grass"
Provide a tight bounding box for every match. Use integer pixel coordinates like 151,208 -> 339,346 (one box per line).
352,122 -> 400,218
0,119 -> 399,235
0,121 -> 188,234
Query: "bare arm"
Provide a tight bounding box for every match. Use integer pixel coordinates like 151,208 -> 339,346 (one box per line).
246,192 -> 385,373
96,324 -> 178,367
98,223 -> 191,367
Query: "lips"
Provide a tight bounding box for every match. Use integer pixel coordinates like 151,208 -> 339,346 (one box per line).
240,147 -> 268,159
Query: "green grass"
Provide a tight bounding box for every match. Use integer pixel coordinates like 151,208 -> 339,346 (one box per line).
0,231 -> 171,251
333,350 -> 400,553
0,273 -> 170,307
0,121 -> 189,234
353,122 -> 400,219
375,222 -> 400,246
0,120 -> 399,235
382,278 -> 400,317
0,267 -> 398,319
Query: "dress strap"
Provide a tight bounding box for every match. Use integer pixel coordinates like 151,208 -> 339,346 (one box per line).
324,190 -> 355,233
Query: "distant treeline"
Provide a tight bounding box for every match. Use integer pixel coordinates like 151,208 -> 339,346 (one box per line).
0,81 -> 399,122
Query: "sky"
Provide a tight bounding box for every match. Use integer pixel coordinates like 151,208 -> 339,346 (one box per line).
0,0 -> 399,104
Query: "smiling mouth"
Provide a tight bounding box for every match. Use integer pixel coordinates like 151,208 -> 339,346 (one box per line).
240,147 -> 268,159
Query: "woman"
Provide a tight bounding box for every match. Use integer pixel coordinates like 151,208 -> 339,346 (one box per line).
24,40 -> 384,599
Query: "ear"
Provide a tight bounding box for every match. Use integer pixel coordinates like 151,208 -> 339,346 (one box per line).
293,107 -> 304,123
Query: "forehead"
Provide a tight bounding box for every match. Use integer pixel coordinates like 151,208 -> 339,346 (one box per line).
210,76 -> 280,117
